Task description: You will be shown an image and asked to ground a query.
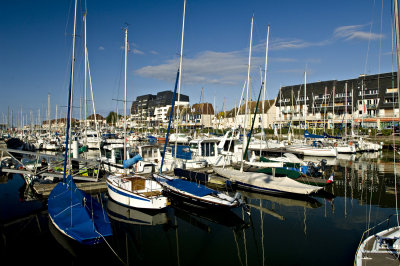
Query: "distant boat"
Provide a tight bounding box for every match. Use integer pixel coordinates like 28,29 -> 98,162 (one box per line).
48,1 -> 112,245
213,166 -> 323,196
153,172 -> 241,209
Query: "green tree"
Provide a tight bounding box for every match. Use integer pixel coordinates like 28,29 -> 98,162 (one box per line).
106,111 -> 122,124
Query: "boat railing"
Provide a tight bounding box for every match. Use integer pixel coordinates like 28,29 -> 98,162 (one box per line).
354,213 -> 400,264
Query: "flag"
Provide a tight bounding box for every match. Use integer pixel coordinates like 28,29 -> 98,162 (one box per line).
326,173 -> 334,184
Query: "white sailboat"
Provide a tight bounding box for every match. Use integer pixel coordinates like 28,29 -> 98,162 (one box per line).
106,27 -> 169,210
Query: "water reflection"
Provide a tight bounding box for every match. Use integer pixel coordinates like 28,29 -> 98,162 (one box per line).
3,148 -> 400,265
107,198 -> 169,226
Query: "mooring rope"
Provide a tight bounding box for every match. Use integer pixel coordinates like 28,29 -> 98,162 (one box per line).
96,230 -> 127,266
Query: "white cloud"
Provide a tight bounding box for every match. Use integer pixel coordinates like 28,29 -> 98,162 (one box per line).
136,50 -> 267,85
334,24 -> 384,41
132,48 -> 145,55
150,50 -> 159,55
98,46 -> 105,51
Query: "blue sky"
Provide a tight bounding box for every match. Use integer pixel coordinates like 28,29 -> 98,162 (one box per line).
0,0 -> 397,124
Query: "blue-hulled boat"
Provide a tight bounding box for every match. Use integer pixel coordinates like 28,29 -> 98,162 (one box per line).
48,0 -> 112,245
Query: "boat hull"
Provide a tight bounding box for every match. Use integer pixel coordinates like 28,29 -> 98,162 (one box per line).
106,176 -> 169,210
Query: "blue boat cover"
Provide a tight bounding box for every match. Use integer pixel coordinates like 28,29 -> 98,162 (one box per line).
323,132 -> 342,139
171,145 -> 192,160
147,135 -> 157,144
48,175 -> 112,245
123,154 -> 143,168
304,130 -> 325,139
165,178 -> 216,197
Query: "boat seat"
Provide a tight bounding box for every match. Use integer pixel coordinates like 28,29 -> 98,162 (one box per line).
140,190 -> 162,197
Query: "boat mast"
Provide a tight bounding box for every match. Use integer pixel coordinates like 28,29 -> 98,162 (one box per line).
175,0 -> 186,159
67,0 -> 78,172
332,84 -> 335,136
393,0 -> 400,226
345,82 -> 348,140
304,71 -> 307,133
47,93 -> 51,133
124,27 -> 128,165
395,0 -> 400,127
241,15 -> 254,171
262,25 -> 270,144
84,12 -> 87,146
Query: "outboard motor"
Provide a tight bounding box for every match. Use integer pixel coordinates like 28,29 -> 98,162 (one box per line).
319,159 -> 327,172
234,192 -> 250,215
307,161 -> 321,177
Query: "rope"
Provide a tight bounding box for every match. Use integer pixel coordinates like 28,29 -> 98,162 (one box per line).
96,230 -> 127,266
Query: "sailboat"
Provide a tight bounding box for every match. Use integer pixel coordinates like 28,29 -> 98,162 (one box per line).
285,72 -> 337,157
47,1 -> 112,245
106,27 -> 169,210
152,0 -> 240,209
355,1 -> 400,264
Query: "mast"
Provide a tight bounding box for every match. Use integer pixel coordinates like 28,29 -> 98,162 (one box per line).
332,84 -> 335,135
175,0 -> 186,159
361,80 -> 364,129
395,0 -> 400,123
84,12 -> 87,145
262,25 -> 270,143
55,104 -> 58,132
48,93 -> 51,133
304,72 -> 307,132
241,15 -> 254,171
345,82 -> 348,139
351,86 -> 354,136
124,27 -> 128,164
63,0 -> 78,178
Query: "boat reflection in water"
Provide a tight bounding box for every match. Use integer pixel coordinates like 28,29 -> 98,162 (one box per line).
106,197 -> 248,266
171,201 -> 248,232
107,198 -> 169,226
48,218 -> 117,265
239,190 -> 322,221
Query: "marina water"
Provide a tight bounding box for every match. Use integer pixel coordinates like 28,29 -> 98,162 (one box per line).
1,150 -> 399,265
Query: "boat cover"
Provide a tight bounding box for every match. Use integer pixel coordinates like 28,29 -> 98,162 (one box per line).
304,130 -> 325,139
123,154 -> 143,168
48,175 -> 112,244
213,167 -> 322,195
165,178 -> 216,197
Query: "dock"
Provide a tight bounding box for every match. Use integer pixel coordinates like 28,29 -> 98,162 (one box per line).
33,179 -> 107,198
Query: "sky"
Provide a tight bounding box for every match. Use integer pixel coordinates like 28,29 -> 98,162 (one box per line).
0,0 -> 397,125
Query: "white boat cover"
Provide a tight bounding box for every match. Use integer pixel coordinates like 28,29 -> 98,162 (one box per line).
213,167 -> 323,195
245,161 -> 284,168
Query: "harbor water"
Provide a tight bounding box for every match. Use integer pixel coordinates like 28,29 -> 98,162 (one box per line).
1,151 -> 399,265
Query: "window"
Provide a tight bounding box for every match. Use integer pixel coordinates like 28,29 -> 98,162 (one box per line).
201,142 -> 215,157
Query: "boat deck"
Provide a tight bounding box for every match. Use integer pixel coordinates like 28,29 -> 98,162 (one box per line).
358,227 -> 400,265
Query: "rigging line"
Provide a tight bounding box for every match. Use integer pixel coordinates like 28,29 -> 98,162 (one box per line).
367,169 -> 374,236
96,230 -> 127,266
363,0 -> 377,75
241,207 -> 248,266
391,0 -> 400,227
233,229 -> 244,266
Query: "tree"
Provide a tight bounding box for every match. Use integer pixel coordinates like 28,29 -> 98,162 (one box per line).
106,111 -> 122,124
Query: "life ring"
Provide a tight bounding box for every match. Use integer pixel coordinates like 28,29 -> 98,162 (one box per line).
334,143 -> 338,147
349,141 -> 353,146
